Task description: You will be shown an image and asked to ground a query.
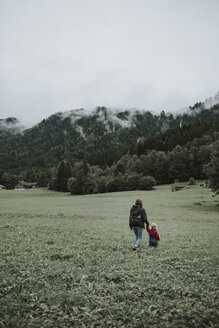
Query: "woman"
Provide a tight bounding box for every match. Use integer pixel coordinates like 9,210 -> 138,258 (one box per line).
129,199 -> 149,250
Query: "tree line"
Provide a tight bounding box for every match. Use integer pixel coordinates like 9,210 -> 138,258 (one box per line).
48,137 -> 219,194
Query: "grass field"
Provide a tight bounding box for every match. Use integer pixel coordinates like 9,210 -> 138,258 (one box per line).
0,185 -> 218,327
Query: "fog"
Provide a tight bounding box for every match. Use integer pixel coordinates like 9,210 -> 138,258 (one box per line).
0,0 -> 218,125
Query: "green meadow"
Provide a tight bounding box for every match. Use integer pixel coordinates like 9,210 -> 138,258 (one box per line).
0,185 -> 218,328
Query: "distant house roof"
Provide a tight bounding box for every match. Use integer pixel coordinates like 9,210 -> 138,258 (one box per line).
18,181 -> 37,187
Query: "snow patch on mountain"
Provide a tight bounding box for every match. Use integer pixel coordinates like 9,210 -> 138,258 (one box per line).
58,107 -> 139,136
173,91 -> 219,117
61,107 -> 141,130
48,91 -> 219,137
0,117 -> 25,135
75,124 -> 86,139
96,108 -> 137,131
204,91 -> 219,109
61,108 -> 91,124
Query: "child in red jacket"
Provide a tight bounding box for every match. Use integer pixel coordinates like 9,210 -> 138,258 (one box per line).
146,223 -> 160,248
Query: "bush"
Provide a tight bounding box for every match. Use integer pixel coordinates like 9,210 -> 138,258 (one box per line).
48,177 -> 59,191
1,172 -> 18,190
139,176 -> 156,190
126,173 -> 141,190
83,176 -> 97,194
105,174 -> 127,192
67,177 -> 83,194
105,178 -> 119,192
188,177 -> 196,185
96,177 -> 106,193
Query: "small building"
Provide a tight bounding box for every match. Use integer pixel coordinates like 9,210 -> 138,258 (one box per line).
0,184 -> 6,189
171,182 -> 189,192
15,181 -> 38,189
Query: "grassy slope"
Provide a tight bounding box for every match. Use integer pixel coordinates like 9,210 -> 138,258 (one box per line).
0,186 -> 218,327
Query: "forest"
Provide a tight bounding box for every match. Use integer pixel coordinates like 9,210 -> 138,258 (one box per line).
0,103 -> 218,193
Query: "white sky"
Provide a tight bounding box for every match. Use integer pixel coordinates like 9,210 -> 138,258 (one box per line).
0,0 -> 219,125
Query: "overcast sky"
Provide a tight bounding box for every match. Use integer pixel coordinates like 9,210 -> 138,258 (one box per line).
0,0 -> 218,125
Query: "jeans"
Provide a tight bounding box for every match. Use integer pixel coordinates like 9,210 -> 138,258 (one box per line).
132,226 -> 143,247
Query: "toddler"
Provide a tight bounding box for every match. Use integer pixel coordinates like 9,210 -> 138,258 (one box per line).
146,223 -> 160,248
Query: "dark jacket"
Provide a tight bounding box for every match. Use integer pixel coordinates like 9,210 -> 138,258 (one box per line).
129,204 -> 149,229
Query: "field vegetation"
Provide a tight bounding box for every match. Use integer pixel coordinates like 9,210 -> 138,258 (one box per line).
0,185 -> 218,327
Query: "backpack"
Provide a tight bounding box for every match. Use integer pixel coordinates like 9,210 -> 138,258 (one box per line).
130,206 -> 142,226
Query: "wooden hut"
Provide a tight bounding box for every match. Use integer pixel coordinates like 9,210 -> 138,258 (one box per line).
15,181 -> 37,189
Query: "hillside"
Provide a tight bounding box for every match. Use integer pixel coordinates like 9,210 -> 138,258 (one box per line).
0,103 -> 218,172
0,94 -> 219,191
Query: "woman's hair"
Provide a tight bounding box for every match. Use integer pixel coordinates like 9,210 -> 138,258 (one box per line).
135,199 -> 143,206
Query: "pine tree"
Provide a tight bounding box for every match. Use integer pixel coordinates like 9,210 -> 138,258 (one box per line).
53,160 -> 73,192
205,140 -> 219,191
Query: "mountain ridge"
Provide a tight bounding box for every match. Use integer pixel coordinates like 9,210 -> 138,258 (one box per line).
1,91 -> 219,137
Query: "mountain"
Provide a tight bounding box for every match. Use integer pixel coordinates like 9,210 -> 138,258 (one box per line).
0,107 -> 171,172
1,92 -> 219,137
0,94 -> 219,178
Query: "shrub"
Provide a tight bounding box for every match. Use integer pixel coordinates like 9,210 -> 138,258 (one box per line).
96,177 -> 106,193
67,177 -> 83,194
188,177 -> 196,185
48,177 -> 59,191
139,176 -> 156,190
126,173 -> 141,190
105,178 -> 119,192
